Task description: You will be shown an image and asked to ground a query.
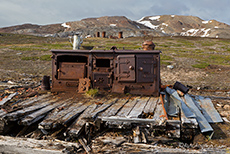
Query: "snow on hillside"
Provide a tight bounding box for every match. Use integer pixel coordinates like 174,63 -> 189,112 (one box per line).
61,23 -> 71,28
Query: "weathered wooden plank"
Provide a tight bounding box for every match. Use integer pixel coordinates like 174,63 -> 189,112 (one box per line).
85,98 -> 118,120
53,101 -> 89,128
143,97 -> 158,115
4,101 -> 53,121
38,99 -> 75,129
19,98 -> 62,126
127,97 -> 150,118
106,97 -> 139,127
152,99 -> 166,124
67,103 -> 97,138
14,94 -> 51,107
101,98 -> 129,117
100,116 -> 158,124
79,138 -> 91,154
0,110 -> 7,118
0,92 -> 18,106
116,97 -> 139,117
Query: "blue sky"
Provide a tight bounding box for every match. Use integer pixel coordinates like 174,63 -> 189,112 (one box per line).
0,0 -> 229,28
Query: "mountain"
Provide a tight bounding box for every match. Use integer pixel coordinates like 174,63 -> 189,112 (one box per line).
0,15 -> 229,38
137,15 -> 230,38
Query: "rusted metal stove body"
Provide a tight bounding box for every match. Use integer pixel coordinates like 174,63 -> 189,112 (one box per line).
51,49 -> 161,96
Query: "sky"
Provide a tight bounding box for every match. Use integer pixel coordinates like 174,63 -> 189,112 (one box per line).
0,0 -> 230,28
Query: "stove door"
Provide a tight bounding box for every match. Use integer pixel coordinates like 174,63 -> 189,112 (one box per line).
117,55 -> 135,82
58,62 -> 85,80
93,72 -> 111,89
136,55 -> 156,83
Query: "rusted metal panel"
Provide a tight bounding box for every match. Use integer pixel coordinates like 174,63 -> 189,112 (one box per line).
136,55 -> 156,83
184,94 -> 213,133
58,62 -> 85,80
117,55 -> 135,82
195,96 -> 223,123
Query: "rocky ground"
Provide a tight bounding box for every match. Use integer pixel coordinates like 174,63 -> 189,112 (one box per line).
0,34 -> 230,153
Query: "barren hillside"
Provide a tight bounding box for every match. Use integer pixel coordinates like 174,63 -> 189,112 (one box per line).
0,15 -> 229,38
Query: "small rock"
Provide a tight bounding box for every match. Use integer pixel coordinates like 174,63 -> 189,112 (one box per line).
223,105 -> 230,110
220,111 -> 230,117
222,117 -> 230,123
167,65 -> 174,69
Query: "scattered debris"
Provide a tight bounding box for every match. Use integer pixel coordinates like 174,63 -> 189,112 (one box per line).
0,80 -> 227,153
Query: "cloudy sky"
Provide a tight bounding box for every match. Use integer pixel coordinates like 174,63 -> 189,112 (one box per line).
0,0 -> 229,28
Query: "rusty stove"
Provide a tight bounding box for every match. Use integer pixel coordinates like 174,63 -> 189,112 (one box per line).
51,49 -> 161,96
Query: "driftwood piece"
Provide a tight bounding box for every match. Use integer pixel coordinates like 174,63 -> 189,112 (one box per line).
143,97 -> 158,115
0,92 -> 18,106
19,98 -> 61,126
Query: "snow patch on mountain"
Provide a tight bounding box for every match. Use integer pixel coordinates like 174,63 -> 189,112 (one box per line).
149,16 -> 161,21
61,23 -> 71,28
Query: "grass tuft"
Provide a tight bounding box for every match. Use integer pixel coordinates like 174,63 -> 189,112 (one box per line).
85,89 -> 99,97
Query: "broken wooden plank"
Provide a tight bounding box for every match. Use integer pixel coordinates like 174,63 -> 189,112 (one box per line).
143,97 -> 158,115
106,97 -> 139,128
0,92 -> 18,106
166,120 -> 180,138
13,94 -> 51,107
152,99 -> 166,124
67,103 -> 97,138
79,138 -> 91,154
85,98 -> 118,120
100,116 -> 158,124
38,99 -> 81,130
3,98 -> 58,122
19,98 -> 62,126
53,101 -> 89,128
